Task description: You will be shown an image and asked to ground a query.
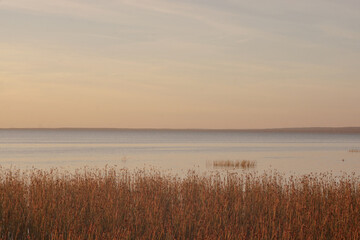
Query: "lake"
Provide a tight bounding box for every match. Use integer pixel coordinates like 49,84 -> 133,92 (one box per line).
1,129 -> 360,176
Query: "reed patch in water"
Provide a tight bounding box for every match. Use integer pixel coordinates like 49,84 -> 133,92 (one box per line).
349,148 -> 360,153
212,159 -> 256,169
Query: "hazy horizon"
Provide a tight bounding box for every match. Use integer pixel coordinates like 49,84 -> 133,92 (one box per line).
1,0 -> 360,128
2,126 -> 360,133
1,127 -> 360,175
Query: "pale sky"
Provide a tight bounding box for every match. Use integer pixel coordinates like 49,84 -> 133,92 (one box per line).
1,0 -> 360,129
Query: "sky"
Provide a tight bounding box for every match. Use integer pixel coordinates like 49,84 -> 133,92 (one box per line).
1,0 -> 360,129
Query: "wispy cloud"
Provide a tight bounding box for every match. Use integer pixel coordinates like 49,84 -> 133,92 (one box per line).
319,25 -> 360,41
117,0 -> 261,37
0,0 -> 112,19
1,0 -> 259,39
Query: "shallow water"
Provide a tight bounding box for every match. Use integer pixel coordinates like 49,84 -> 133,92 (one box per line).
1,129 -> 360,176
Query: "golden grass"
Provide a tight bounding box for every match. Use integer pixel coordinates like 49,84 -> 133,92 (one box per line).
0,167 -> 359,239
212,160 -> 256,169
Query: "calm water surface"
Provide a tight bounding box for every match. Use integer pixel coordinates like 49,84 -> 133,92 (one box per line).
1,129 -> 360,176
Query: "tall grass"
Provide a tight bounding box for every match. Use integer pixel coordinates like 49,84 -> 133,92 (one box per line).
0,167 -> 359,239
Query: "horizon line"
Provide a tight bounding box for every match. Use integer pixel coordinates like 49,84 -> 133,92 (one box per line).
1,127 -> 360,133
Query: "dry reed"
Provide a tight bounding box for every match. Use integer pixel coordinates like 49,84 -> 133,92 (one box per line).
349,149 -> 360,153
0,167 -> 359,239
212,160 -> 256,169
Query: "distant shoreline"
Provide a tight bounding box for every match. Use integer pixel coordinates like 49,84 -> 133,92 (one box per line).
1,127 -> 360,133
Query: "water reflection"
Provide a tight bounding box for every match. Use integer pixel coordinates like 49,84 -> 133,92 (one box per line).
0,129 -> 360,177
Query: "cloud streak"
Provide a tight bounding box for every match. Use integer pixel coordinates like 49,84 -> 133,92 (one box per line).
1,0 -> 360,128
0,0 -> 114,21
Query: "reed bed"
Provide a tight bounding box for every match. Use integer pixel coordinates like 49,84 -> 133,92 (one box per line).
212,160 -> 256,169
349,148 -> 360,153
0,167 -> 359,239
